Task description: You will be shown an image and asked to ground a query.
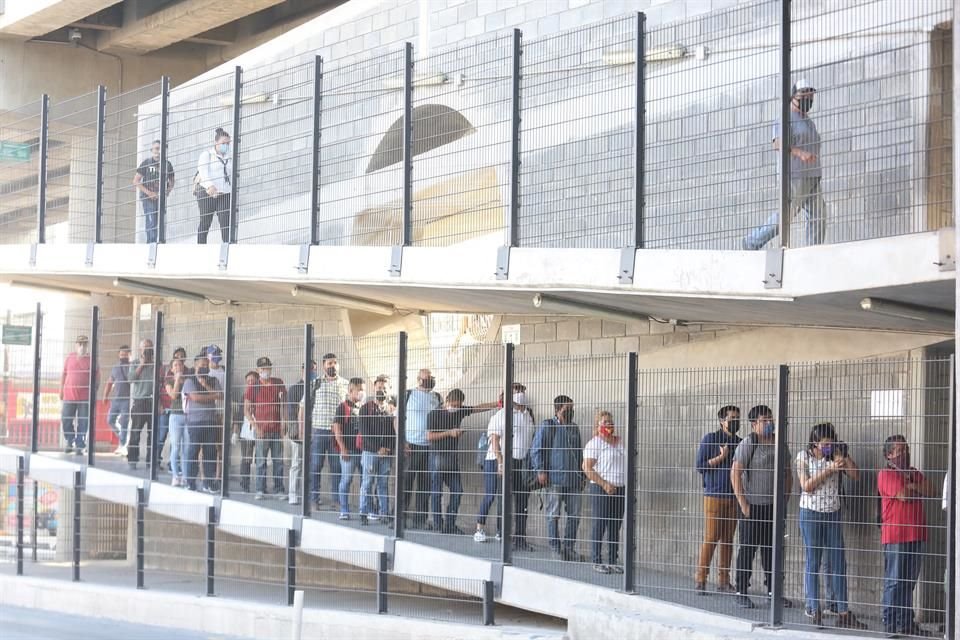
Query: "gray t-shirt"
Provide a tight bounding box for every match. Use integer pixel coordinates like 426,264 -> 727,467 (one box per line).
183,375 -> 221,427
733,434 -> 790,506
772,109 -> 821,179
128,360 -> 154,400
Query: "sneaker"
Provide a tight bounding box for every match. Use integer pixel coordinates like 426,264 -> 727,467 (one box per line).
835,612 -> 866,631
608,565 -> 624,574
201,484 -> 217,495
288,496 -> 300,505
494,532 -> 502,542
113,446 -> 125,456
338,513 -> 350,521
360,515 -> 369,526
473,529 -> 487,543
769,593 -> 793,609
805,607 -> 822,627
64,446 -> 74,454
367,514 -> 380,522
824,603 -> 839,616
695,582 -> 707,596
735,594 -> 756,609
255,492 -> 265,500
171,477 -> 180,487
74,448 -> 85,456
593,564 -> 611,574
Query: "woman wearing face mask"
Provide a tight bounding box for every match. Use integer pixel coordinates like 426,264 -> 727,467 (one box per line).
195,127 -> 233,244
795,423 -> 865,629
582,411 -> 626,574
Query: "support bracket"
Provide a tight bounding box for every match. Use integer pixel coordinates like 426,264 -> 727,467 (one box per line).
218,243 -> 230,271
147,243 -> 158,269
618,246 -> 637,284
936,227 -> 955,272
29,244 -> 37,267
496,246 -> 511,281
763,246 -> 784,289
85,242 -> 95,267
297,244 -> 311,274
389,245 -> 403,278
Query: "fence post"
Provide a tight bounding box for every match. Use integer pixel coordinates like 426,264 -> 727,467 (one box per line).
286,528 -> 297,606
220,317 -> 235,498
310,56 -> 323,246
622,352 -> 638,592
401,42 -> 414,248
30,303 -> 42,454
777,0 -> 792,248
769,364 -> 790,626
15,456 -> 24,576
37,94 -> 50,245
393,332 -> 408,538
634,13 -> 646,250
206,505 -> 216,596
157,76 -> 171,244
301,324 -> 314,518
86,306 -> 100,466
228,66 -> 242,244
376,551 -> 389,614
72,470 -> 82,582
149,312 -> 164,481
93,85 -> 106,244
136,486 -> 145,589
946,354 -> 956,640
482,580 -> 495,625
497,29 -> 522,281
31,480 -> 38,561
500,342 -> 514,565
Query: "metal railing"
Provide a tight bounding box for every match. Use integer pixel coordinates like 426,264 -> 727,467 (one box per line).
0,0 -> 951,254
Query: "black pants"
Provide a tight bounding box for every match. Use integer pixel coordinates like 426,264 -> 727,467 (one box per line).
238,438 -> 255,491
197,193 -> 230,244
127,399 -> 153,464
511,458 -> 531,539
187,424 -> 218,489
735,503 -> 774,595
403,444 -> 430,527
589,483 -> 625,564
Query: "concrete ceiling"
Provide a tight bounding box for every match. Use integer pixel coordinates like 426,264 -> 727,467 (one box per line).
0,0 -> 122,38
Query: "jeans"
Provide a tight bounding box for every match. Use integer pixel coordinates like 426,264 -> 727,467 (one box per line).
799,508 -> 848,613
338,454 -> 358,514
403,444 -> 430,526
882,541 -> 924,633
157,412 -> 169,461
141,196 -> 159,244
589,483 -> 624,565
743,176 -> 826,249
61,400 -> 88,449
187,424 -> 217,489
288,440 -> 301,500
735,503 -> 774,595
238,438 -> 255,491
197,193 -> 230,244
167,413 -> 189,480
360,451 -> 391,516
127,399 -> 153,464
429,454 -> 463,531
477,459 -> 500,533
545,485 -> 581,553
255,437 -> 285,494
310,430 -> 341,505
696,496 -> 738,585
107,400 -> 129,446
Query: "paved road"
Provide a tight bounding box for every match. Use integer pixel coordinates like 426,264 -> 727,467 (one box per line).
0,604 -> 246,640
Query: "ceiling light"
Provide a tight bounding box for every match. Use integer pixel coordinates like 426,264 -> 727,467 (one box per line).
291,285 -> 395,316
113,278 -> 207,302
859,297 -> 954,325
9,280 -> 92,298
532,293 -> 647,325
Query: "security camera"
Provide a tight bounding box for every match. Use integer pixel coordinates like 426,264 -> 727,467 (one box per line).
68,28 -> 82,44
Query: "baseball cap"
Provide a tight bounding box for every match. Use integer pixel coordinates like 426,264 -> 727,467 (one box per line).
512,392 -> 529,406
256,356 -> 272,368
206,344 -> 223,363
792,78 -> 815,94
76,335 -> 89,343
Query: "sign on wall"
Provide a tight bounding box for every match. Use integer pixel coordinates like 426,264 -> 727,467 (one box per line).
2,324 -> 32,346
0,141 -> 31,163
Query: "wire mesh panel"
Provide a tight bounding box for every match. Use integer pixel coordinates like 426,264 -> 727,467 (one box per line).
0,309 -> 39,451
102,82 -> 164,244
114,314 -> 158,480
0,99 -> 44,244
22,478 -> 72,581
214,524 -> 287,603
789,0 -> 953,247
518,16 -> 635,249
163,74 -> 236,245
645,1 -> 780,250
236,57 -> 315,244
96,315 -> 138,464
632,365 -> 778,625
783,358 -> 951,637
45,91 -> 100,244
0,465 -> 21,573
143,503 -> 209,595
509,353 -> 626,584
387,574 -> 487,624
410,35 -> 512,247
295,548 -> 379,612
78,492 -> 133,587
318,50 -> 405,246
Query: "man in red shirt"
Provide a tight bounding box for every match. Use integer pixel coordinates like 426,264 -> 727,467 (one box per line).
60,335 -> 93,455
877,435 -> 935,637
244,356 -> 286,500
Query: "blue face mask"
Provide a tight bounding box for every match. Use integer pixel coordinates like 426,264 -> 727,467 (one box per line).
307,372 -> 318,382
821,444 -> 834,458
762,421 -> 776,437
218,142 -> 230,155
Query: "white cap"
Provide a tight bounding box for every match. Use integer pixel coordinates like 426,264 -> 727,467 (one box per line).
512,392 -> 528,406
793,78 -> 815,93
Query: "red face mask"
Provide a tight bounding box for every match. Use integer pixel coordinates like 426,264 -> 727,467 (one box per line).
599,425 -> 615,438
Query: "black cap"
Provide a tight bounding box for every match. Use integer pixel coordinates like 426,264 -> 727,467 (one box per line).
256,356 -> 272,367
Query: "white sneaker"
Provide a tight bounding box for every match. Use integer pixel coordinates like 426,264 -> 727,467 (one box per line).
288,496 -> 300,505
368,514 -> 380,522
473,529 -> 487,543
255,492 -> 264,500
117,445 -> 127,456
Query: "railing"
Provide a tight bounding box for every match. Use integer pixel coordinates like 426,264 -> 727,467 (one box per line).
0,0 -> 951,255
0,303 -> 954,637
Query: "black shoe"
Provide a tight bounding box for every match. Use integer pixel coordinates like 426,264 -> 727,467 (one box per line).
74,447 -> 85,456
64,446 -> 74,454
804,607 -> 822,627
561,548 -> 585,562
512,538 -> 533,552
445,525 -> 466,536
695,582 -> 707,596
360,515 -> 369,526
735,594 -> 755,609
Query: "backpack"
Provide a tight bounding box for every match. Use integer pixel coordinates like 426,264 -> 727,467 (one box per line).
476,432 -> 489,469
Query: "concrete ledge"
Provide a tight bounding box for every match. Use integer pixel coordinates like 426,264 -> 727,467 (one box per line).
83,467 -> 144,505
300,517 -> 391,558
26,454 -> 82,487
218,499 -> 298,544
148,483 -> 217,524
393,540 -> 500,590
0,575 -> 563,640
0,446 -> 25,473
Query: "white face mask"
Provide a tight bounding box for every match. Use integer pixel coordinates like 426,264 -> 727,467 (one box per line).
447,406 -> 459,413
356,391 -> 366,404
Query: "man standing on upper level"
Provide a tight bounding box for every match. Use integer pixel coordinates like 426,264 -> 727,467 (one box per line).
60,335 -> 92,455
743,80 -> 825,250
133,139 -> 175,244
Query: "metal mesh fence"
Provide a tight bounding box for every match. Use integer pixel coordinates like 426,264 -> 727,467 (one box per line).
143,502 -> 209,594
411,35 -> 511,248
77,492 -> 133,587
0,100 -> 44,244
45,91 -> 100,245
214,523 -> 288,603
22,477 -> 74,581
295,548 -> 380,612
0,464 -> 22,573
0,310 -> 39,450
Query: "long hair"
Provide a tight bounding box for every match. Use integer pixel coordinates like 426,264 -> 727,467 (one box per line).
807,422 -> 837,453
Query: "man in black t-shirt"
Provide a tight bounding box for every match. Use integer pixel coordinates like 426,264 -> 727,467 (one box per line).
426,389 -> 497,534
133,140 -> 175,243
333,378 -> 364,520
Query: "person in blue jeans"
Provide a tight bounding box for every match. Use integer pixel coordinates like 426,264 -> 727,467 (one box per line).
333,378 -> 365,519
530,395 -> 585,561
183,353 -> 222,493
103,345 -> 131,455
795,423 -> 866,630
582,410 -> 625,574
133,140 -> 174,244
357,376 -> 395,526
299,353 -> 348,510
742,80 -> 826,250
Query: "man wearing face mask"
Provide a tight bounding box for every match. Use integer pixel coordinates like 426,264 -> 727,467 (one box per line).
694,405 -> 742,595
245,357 -> 286,500
743,79 -> 825,250
127,339 -> 155,470
103,345 -> 132,456
877,435 -> 935,637
195,127 -> 232,244
132,139 -> 175,244
530,395 -> 584,561
60,336 -> 93,455
183,353 -> 222,492
358,375 -> 395,525
731,405 -> 792,609
404,369 -> 442,530
285,361 -> 316,505
333,378 -> 366,519
299,353 -> 348,511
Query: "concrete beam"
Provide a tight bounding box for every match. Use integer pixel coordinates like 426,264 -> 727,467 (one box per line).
0,0 -> 122,39
97,0 -> 286,54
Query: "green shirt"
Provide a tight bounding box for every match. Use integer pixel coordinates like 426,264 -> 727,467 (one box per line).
129,360 -> 154,400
